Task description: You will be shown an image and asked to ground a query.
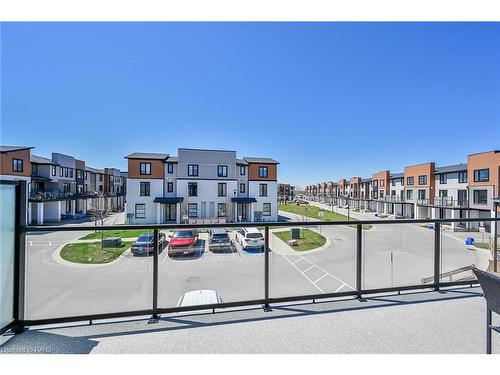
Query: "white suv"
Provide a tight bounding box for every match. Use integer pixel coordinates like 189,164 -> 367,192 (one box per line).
236,228 -> 265,250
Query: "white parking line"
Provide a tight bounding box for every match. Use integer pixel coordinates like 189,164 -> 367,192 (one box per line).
283,254 -> 355,293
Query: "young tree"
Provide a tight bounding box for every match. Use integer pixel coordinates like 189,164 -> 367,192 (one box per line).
88,192 -> 111,250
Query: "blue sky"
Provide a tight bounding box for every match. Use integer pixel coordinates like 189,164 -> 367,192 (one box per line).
1,22 -> 499,187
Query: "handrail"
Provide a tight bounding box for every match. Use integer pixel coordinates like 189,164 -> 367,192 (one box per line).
24,216 -> 500,232
421,264 -> 476,284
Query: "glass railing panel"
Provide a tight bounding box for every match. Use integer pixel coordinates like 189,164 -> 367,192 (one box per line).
363,222 -> 434,289
25,227 -> 153,319
270,223 -> 356,298
158,226 -> 264,308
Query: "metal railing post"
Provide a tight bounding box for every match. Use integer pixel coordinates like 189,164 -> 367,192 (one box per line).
264,225 -> 271,311
356,224 -> 362,298
12,180 -> 27,334
150,228 -> 160,322
434,222 -> 441,291
494,203 -> 498,273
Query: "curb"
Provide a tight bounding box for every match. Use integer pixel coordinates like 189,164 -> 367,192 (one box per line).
51,243 -> 132,268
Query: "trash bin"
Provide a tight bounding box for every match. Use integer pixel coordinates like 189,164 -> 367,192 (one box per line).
465,237 -> 474,246
291,227 -> 301,240
428,224 -> 434,230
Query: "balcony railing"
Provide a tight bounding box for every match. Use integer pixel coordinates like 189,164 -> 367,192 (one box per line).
5,214 -> 497,335
417,197 -> 469,208
29,189 -> 99,201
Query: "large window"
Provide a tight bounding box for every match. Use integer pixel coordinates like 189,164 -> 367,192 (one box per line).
188,182 -> 197,197
406,190 -> 413,200
31,164 -> 38,175
418,189 -> 426,200
135,204 -> 146,219
140,182 -> 150,196
418,175 -> 427,185
473,169 -> 489,182
12,159 -> 23,173
458,171 -> 467,183
473,190 -> 488,205
218,183 -> 227,197
167,182 -> 173,193
140,162 -> 151,175
217,165 -> 228,177
188,164 -> 198,176
263,203 -> 271,216
240,166 -> 246,175
259,183 -> 268,197
167,163 -> 174,174
259,166 -> 268,178
240,183 -> 246,194
188,203 -> 198,218
217,203 -> 227,217
439,174 -> 447,184
406,176 -> 414,186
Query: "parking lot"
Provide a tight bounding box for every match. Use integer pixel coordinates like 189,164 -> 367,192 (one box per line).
23,211 -> 486,320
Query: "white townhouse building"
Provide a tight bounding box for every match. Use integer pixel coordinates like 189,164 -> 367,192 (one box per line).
125,148 -> 279,224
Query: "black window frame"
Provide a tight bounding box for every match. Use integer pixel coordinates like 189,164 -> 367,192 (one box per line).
59,167 -> 63,177
406,176 -> 414,186
217,165 -> 228,178
140,181 -> 150,196
240,183 -> 245,194
418,189 -> 426,200
64,167 -> 68,178
418,175 -> 427,185
69,168 -> 73,178
188,164 -> 199,177
167,163 -> 174,174
12,158 -> 23,173
240,166 -> 245,175
31,163 -> 38,175
263,203 -> 271,216
167,182 -> 174,193
140,162 -> 151,175
218,182 -> 227,197
135,204 -> 146,219
473,169 -> 489,182
188,182 -> 198,197
188,203 -> 198,218
439,174 -> 447,184
458,171 -> 467,183
259,166 -> 268,178
406,189 -> 413,200
259,183 -> 268,197
217,203 -> 227,217
52,165 -> 57,176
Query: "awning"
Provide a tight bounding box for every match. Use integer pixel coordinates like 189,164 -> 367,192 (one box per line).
154,197 -> 184,204
231,197 -> 257,203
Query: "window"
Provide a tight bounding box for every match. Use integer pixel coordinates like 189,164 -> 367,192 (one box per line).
85,171 -> 88,180
188,164 -> 198,176
99,185 -> 103,192
135,204 -> 146,218
217,203 -> 227,217
12,158 -> 23,172
167,163 -> 174,174
140,162 -> 151,175
406,190 -> 413,200
64,167 -> 68,177
473,169 -> 489,182
418,189 -> 426,200
188,203 -> 198,218
140,182 -> 150,196
458,171 -> 467,183
167,182 -> 173,193
52,165 -> 57,176
59,167 -> 63,177
77,170 -> 83,179
63,183 -> 71,194
31,164 -> 38,174
439,190 -> 448,197
406,176 -> 414,186
380,180 -> 384,187
379,190 -> 384,198
240,183 -> 246,194
439,174 -> 447,184
240,166 -> 245,175
259,183 -> 268,197
217,165 -> 228,177
259,166 -> 268,178
99,174 -> 103,182
418,175 -> 427,185
218,183 -> 227,197
69,169 -> 74,178
263,203 -> 271,216
473,190 -> 488,205
188,182 -> 197,196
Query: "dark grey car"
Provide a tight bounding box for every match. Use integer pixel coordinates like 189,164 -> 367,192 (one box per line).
208,228 -> 232,251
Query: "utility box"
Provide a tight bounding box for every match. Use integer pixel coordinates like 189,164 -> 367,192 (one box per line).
102,237 -> 122,248
291,227 -> 301,240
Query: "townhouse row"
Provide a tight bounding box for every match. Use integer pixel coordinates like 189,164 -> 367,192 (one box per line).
0,146 -> 127,224
305,150 -> 500,233
125,148 -> 279,224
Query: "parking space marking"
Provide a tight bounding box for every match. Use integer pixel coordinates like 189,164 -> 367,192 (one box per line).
282,254 -> 354,293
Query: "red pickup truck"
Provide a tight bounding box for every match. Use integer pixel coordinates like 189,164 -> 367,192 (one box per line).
168,229 -> 199,256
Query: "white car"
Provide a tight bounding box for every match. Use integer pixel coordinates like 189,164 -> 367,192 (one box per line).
176,289 -> 222,307
236,227 -> 265,250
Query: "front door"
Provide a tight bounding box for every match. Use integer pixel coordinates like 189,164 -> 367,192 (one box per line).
237,203 -> 248,221
165,204 -> 176,222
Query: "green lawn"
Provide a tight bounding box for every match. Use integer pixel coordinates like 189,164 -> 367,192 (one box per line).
278,204 -> 372,229
274,229 -> 327,251
60,241 -> 133,264
80,230 -> 152,240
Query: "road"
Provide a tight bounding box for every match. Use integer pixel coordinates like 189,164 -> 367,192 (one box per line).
24,209 -> 483,320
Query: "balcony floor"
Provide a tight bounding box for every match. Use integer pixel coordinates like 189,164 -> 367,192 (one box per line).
1,286 -> 499,354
